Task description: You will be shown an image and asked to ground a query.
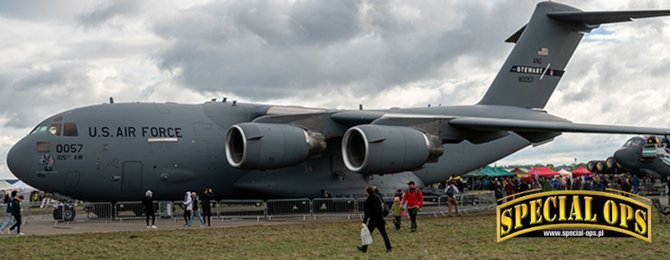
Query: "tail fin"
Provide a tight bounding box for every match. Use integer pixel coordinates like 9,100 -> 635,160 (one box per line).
478,1 -> 670,109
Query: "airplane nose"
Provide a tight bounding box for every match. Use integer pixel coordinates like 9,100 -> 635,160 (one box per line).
6,138 -> 29,180
613,148 -> 634,170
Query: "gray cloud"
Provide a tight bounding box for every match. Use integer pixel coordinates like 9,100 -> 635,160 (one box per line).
2,0 -> 670,179
153,0 -> 526,100
77,0 -> 142,28
0,0 -> 89,21
0,62 -> 95,128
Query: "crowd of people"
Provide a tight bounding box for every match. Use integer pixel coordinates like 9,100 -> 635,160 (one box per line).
179,188 -> 215,229
462,173 -> 670,203
140,187 -> 216,230
359,180 -> 439,254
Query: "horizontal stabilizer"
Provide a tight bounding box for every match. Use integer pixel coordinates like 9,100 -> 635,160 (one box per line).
505,24 -> 527,43
450,117 -> 670,135
548,10 -> 670,25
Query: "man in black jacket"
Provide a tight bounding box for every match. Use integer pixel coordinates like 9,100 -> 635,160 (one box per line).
9,194 -> 23,235
201,188 -> 214,226
143,190 -> 157,229
358,186 -> 392,253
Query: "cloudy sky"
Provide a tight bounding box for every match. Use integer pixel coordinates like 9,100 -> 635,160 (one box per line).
2,0 -> 670,179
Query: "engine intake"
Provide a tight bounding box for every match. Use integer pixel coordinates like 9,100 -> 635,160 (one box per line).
225,123 -> 326,169
341,125 -> 443,174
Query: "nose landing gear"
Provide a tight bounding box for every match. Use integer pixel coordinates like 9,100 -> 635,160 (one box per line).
53,204 -> 76,222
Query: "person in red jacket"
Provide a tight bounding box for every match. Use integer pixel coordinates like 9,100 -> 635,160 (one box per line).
401,181 -> 423,232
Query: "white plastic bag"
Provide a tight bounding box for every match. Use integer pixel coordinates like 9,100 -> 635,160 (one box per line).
360,224 -> 373,246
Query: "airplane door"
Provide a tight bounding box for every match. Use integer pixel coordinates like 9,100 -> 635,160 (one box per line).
122,161 -> 143,193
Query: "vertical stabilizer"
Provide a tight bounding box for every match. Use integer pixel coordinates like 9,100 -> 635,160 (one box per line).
478,2 -> 670,108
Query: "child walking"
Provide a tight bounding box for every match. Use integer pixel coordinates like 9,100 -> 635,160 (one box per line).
390,196 -> 402,231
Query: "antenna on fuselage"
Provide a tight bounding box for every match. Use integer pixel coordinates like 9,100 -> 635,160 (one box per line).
109,97 -> 114,104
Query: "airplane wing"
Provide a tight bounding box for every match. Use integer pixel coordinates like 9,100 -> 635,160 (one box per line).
449,117 -> 670,135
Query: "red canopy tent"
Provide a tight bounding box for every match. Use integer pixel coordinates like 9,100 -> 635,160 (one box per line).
571,167 -> 593,177
528,167 -> 560,178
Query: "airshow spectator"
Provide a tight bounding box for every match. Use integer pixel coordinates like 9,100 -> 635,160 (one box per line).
444,181 -> 461,217
8,194 -> 24,235
494,181 -> 503,203
551,177 -> 561,190
189,192 -> 206,227
504,179 -> 516,200
394,189 -> 404,200
0,191 -> 17,234
481,178 -> 490,191
631,175 -> 640,194
358,186 -> 392,253
390,197 -> 402,232
201,188 -> 214,227
455,179 -> 464,194
183,191 -> 193,227
402,181 -> 423,232
143,190 -> 157,229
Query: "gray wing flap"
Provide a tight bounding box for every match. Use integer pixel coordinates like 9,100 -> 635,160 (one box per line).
449,117 -> 670,135
548,10 -> 670,25
330,111 -> 385,125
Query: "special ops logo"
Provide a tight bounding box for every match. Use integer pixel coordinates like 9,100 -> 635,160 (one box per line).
496,189 -> 652,242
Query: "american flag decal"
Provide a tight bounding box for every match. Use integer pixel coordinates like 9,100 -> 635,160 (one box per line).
537,47 -> 549,56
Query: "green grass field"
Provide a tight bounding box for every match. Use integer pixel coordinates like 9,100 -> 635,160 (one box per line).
1,214 -> 669,259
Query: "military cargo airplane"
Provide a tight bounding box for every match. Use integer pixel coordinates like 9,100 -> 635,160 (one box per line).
7,2 -> 670,208
587,136 -> 670,180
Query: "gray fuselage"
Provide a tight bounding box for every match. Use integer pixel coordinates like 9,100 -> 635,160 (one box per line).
7,102 -> 559,201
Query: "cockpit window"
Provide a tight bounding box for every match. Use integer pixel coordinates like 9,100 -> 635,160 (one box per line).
30,125 -> 48,135
48,123 -> 61,136
63,123 -> 78,137
624,137 -> 645,147
30,116 -> 73,136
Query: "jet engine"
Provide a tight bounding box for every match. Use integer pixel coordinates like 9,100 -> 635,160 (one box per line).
341,125 -> 443,174
586,160 -> 598,172
225,123 -> 326,169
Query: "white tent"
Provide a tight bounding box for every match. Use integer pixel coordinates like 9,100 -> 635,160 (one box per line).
558,169 -> 572,177
12,180 -> 39,198
0,180 -> 14,191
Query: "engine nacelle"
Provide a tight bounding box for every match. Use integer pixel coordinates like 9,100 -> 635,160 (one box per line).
225,123 -> 326,169
341,125 -> 443,174
586,160 -> 597,172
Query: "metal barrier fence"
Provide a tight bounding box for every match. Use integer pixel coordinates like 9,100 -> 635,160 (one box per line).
312,198 -> 357,219
83,202 -> 114,222
438,191 -> 497,215
0,193 -> 501,225
114,201 -> 147,221
219,200 -> 266,221
15,201 -> 115,224
266,198 -> 311,220
418,196 -> 443,217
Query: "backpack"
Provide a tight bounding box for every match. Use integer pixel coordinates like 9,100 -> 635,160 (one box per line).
446,186 -> 454,197
6,201 -> 12,213
379,196 -> 390,217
